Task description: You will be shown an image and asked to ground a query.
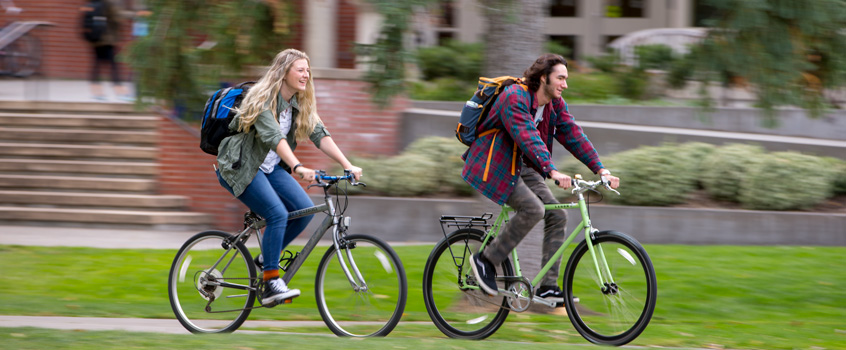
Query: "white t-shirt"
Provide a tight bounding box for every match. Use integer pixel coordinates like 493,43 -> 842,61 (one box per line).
259,105 -> 293,174
534,105 -> 545,126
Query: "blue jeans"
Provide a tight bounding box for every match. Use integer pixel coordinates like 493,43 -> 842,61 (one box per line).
217,164 -> 314,272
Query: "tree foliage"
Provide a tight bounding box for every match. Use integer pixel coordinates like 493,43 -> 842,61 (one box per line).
357,0 -> 437,106
126,0 -> 294,119
696,0 -> 846,120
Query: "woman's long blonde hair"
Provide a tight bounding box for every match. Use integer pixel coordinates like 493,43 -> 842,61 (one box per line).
235,48 -> 321,141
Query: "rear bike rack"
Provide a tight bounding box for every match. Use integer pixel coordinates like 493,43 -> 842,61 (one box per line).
438,213 -> 493,240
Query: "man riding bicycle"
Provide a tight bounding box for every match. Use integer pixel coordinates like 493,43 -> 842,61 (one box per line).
465,53 -> 620,303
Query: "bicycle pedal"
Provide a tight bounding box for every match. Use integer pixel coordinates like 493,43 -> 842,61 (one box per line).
281,298 -> 294,304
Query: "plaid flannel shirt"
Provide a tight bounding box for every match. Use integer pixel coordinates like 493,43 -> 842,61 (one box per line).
462,84 -> 603,205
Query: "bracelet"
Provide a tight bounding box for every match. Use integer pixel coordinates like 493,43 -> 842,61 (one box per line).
599,169 -> 611,176
292,163 -> 303,172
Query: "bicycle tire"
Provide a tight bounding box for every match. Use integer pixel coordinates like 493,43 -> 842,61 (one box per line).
6,35 -> 41,77
315,234 -> 407,337
563,230 -> 657,346
422,228 -> 512,339
168,230 -> 257,334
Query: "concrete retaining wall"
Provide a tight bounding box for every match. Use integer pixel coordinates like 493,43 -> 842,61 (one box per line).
403,103 -> 846,159
303,195 -> 846,246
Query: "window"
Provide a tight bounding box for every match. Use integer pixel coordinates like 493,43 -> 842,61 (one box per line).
549,0 -> 577,17
437,1 -> 455,28
605,0 -> 645,18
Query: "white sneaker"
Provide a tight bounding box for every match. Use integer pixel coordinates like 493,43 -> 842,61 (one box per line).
261,277 -> 300,305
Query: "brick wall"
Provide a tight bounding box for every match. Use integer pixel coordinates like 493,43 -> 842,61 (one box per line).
14,0 -> 305,80
157,73 -> 408,232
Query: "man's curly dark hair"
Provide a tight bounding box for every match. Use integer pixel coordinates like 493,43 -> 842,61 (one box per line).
523,53 -> 568,92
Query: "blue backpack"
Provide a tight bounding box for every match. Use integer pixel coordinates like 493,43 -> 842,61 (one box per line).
456,76 -> 526,146
199,81 -> 254,156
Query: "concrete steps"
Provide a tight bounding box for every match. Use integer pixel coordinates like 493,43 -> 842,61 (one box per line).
0,206 -> 210,226
0,112 -> 159,129
0,190 -> 188,208
0,159 -> 156,176
0,106 -> 211,230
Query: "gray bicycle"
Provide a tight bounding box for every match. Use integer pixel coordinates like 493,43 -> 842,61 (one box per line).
168,170 -> 408,336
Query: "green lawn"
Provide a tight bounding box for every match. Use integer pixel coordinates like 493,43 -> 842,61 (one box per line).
0,244 -> 844,349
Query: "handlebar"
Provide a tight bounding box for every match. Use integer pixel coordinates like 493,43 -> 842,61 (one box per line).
307,169 -> 366,189
554,174 -> 620,195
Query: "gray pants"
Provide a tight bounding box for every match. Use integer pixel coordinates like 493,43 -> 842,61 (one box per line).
482,167 -> 567,287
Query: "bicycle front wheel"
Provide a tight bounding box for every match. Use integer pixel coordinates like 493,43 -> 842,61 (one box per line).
315,234 -> 407,337
422,228 -> 512,339
564,230 -> 657,346
168,230 -> 257,333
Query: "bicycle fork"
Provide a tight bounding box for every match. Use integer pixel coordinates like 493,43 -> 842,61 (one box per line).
331,213 -> 369,292
577,194 -> 617,294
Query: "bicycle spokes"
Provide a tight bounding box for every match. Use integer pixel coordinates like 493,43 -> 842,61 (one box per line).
565,232 -> 656,346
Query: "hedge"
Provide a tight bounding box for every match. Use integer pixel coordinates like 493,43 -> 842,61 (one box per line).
345,137 -> 845,211
700,143 -> 766,202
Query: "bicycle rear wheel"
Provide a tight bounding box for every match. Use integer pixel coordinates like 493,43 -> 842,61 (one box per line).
315,234 -> 407,337
563,230 -> 657,345
5,35 -> 41,77
422,228 -> 512,339
168,230 -> 257,333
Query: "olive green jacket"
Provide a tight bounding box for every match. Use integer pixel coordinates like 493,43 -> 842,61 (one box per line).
217,94 -> 330,197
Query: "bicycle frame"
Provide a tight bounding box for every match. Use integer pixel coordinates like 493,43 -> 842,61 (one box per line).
204,181 -> 369,300
477,184 -> 615,297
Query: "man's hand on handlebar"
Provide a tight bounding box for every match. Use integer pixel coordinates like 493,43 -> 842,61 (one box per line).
549,170 -> 572,189
600,170 -> 620,189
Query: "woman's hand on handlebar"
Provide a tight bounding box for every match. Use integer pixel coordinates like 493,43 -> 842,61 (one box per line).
295,165 -> 316,184
549,170 -> 572,189
347,165 -> 363,181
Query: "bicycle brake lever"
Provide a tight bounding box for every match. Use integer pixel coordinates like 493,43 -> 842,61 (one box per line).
600,176 -> 621,195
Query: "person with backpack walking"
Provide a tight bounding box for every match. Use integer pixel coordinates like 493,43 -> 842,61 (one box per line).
80,0 -> 147,101
216,48 -> 362,306
466,53 -> 620,304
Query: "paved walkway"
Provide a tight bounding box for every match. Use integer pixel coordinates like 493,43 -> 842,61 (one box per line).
0,78 -> 136,103
0,315 -> 347,335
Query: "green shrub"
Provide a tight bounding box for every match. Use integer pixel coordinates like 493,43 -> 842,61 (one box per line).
343,137 -> 472,197
635,44 -> 675,71
615,67 -> 649,100
676,142 -> 717,179
738,152 -> 839,210
585,53 -> 620,73
338,156 -> 382,195
409,78 -> 477,102
821,157 -> 846,195
404,137 -> 474,196
582,144 -> 700,206
544,41 -> 572,59
415,40 -> 483,82
565,72 -> 616,102
700,143 -> 766,201
666,51 -> 696,89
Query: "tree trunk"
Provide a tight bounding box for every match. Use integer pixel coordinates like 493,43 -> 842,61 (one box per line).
480,0 -> 546,77
478,0 -> 547,283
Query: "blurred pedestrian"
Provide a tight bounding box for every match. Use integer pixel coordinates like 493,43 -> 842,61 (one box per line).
80,0 -> 147,102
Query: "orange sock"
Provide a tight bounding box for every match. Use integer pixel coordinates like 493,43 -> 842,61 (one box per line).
263,269 -> 279,281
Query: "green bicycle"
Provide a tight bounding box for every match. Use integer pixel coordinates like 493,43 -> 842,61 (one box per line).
422,175 -> 657,345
